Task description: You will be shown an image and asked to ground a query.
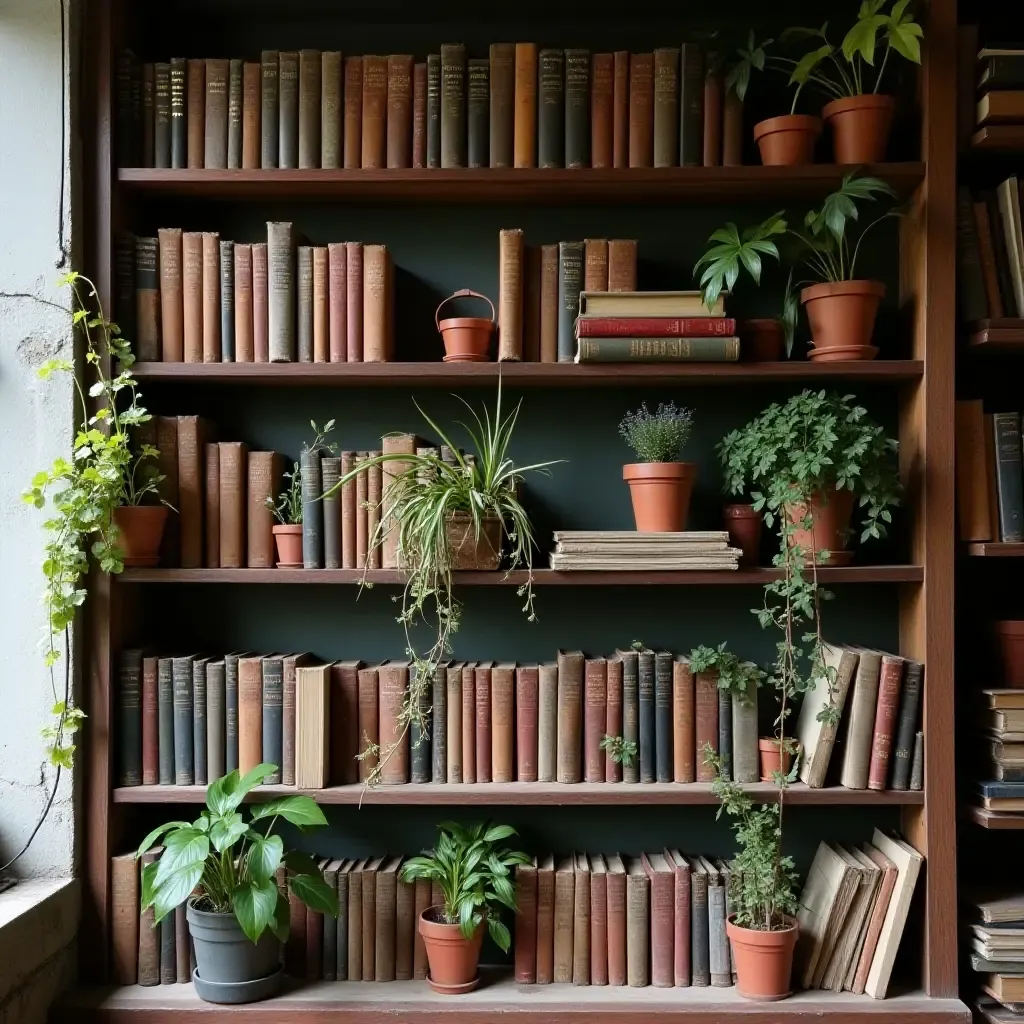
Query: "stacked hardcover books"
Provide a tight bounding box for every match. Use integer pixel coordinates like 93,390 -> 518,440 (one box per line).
549,531 -> 741,570
974,894 -> 1024,1016
978,689 -> 1024,821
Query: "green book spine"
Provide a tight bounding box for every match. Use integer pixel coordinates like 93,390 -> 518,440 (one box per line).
638,649 -> 655,783
467,59 -> 490,168
172,656 -> 195,786
679,44 -> 704,167
261,656 -> 285,783
994,412 -> 1024,542
157,658 -> 174,785
225,654 -> 240,774
564,48 -> 590,168
301,449 -> 324,568
557,241 -> 583,363
717,688 -> 732,781
410,665 -> 432,784
228,58 -> 243,168
538,49 -> 564,168
575,336 -> 740,362
440,44 -> 466,168
431,663 -> 447,782
118,649 -> 143,787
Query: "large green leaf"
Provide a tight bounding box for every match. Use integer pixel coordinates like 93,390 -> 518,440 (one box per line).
208,811 -> 247,853
488,917 -> 512,953
155,828 -> 209,887
137,820 -> 190,858
885,0 -> 923,64
248,794 -> 327,829
789,43 -> 833,86
232,878 -> 279,944
283,850 -> 323,876
483,824 -> 516,843
206,764 -> 276,815
247,833 -> 284,883
289,872 -> 339,917
151,862 -> 204,924
270,891 -> 291,942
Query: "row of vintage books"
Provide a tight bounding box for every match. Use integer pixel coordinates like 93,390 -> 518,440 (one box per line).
116,646 -> 923,794
972,892 -> 1024,1014
116,44 -> 738,172
957,402 -> 1024,545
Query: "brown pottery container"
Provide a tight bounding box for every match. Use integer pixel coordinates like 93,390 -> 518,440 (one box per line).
419,908 -> 485,994
726,915 -> 799,1001
622,462 -> 696,533
753,114 -> 822,166
112,505 -> 169,567
822,94 -> 895,164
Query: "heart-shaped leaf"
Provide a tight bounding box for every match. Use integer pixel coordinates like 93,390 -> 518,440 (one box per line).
232,878 -> 279,944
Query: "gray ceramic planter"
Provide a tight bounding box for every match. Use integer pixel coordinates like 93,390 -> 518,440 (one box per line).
186,902 -> 282,1001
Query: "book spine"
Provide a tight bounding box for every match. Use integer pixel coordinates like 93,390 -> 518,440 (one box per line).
138,851 -> 159,984
286,883 -> 307,977
134,235 -> 160,363
219,441 -> 248,568
584,238 -> 609,293
426,54 -> 441,168
240,61 -> 259,169
565,49 -> 590,168
246,450 -> 278,569
340,450 -> 356,568
357,668 -> 380,782
192,660 -> 208,785
157,228 -> 183,362
584,659 -> 607,783
671,860 -> 691,986
262,658 -> 284,784
514,43 -> 537,168
489,43 -> 515,167
524,244 -> 542,362
155,62 -> 171,168
607,239 -> 639,292
363,244 -> 390,362
890,661 -> 923,790
867,656 -> 905,790
431,665 -> 447,783
252,243 -> 269,361
540,243 -> 559,363
344,56 -> 363,169
234,244 -> 253,362
611,51 -> 629,168
516,666 -> 539,782
606,868 -> 626,985
410,667 -> 432,784
462,663 -> 477,783
499,228 -> 524,361
538,49 -> 565,168
336,871 -> 349,980
374,870 -> 397,981
691,870 -> 709,986
186,58 -> 205,168
267,222 -> 295,362
620,651 -> 640,784
219,240 -> 234,361
387,54 -> 413,169
703,63 -> 723,166
605,658 -> 624,782
322,457 -> 341,569
679,44 -> 704,166
225,655 -> 239,773
331,663 -> 359,785
440,44 -> 467,167
323,866 -> 339,980
261,51 -> 279,167
313,246 -> 330,360
468,58 -> 489,168
322,51 -> 342,168
695,671 -> 719,782
673,661 -> 694,783
653,48 -> 679,167
910,731 -> 924,790
447,667 -> 463,783
300,448 -> 324,568
553,866 -> 574,982
628,53 -> 654,168
577,316 -> 737,337
355,456 -> 368,568
993,411 -> 1024,541
646,864 -> 673,988
412,878 -> 430,979
492,665 -> 515,783
590,866 -> 608,985
142,657 -> 159,785
395,875 -> 415,980
625,871 -> 649,987
346,242 -> 363,362
298,49 -> 321,169
143,65 -> 154,166
557,241 -> 584,362
170,58 -> 187,168
172,657 -> 195,785
182,232 -> 203,362
279,51 -> 299,168
538,663 -> 557,782
346,867 -> 362,980
591,53 -> 614,168
717,687 -> 732,781
708,879 -> 729,986
556,651 -> 584,784
297,245 -> 314,362
117,650 -> 143,787
475,665 -> 493,783
536,862 -> 555,984
205,58 -> 229,168
412,62 -> 426,167
515,865 -> 538,983
159,906 -> 176,983
328,243 -> 348,362
574,863 -> 591,985
114,233 -> 136,351
207,661 -> 225,781
732,689 -> 759,784
379,666 -> 410,784
638,651 -> 656,784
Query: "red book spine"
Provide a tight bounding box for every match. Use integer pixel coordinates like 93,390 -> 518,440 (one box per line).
584,658 -> 607,783
867,655 -> 905,791
142,656 -> 158,785
576,316 -> 736,338
694,670 -> 719,782
516,665 -> 539,782
514,864 -> 538,983
667,854 -> 690,987
605,657 -> 623,783
475,665 -> 492,783
643,855 -> 673,988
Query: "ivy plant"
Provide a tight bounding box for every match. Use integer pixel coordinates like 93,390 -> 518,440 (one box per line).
689,643 -> 765,702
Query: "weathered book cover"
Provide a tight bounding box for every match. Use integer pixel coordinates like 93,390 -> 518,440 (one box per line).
492,662 -> 515,782
638,648 -> 656,784
344,56 -> 363,169
717,686 -> 732,781
298,49 -> 321,169
536,853 -> 556,983
538,49 -> 565,168
605,655 -> 624,783
440,43 -> 467,167
118,649 -> 143,787
278,51 -> 299,168
111,852 -> 139,983
516,664 -> 539,782
557,241 -> 584,363
689,857 -> 710,986
432,662 -> 448,783
300,448 -> 323,569
556,650 -> 584,784
616,648 -> 640,784
260,655 -> 285,783
192,657 -> 209,786
514,43 -> 537,168
565,48 -> 590,168
653,47 -> 679,167
573,853 -> 591,985
868,655 -> 906,791
260,50 -> 279,167
625,857 -> 650,986
475,662 -> 494,783
553,856 -> 575,982
489,43 -> 515,167
514,859 -> 538,983
467,58 -> 489,168
267,221 -> 296,362
379,662 -> 410,784
207,659 -> 226,781
642,852 -> 674,987
219,240 -> 235,361
694,668 -> 719,783
171,655 -> 195,785
409,664 -> 432,784
655,650 -> 673,782
142,655 -> 159,785
361,55 -> 387,168
204,58 -> 229,167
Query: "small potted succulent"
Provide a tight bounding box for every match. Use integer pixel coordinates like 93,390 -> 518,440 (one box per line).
399,821 -> 530,994
138,765 -> 337,1004
266,463 -> 303,567
619,402 -> 696,532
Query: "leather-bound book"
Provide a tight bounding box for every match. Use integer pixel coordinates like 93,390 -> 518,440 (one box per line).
138,850 -> 159,984
440,43 -> 467,167
157,658 -> 174,785
426,54 -> 441,167
155,62 -> 171,168
327,243 -> 347,362
537,661 -> 558,782
540,244 -> 558,363
321,51 -> 342,168
279,51 -> 299,168
382,433 -> 416,567
296,663 -> 330,789
363,244 -> 390,362
115,233 -> 136,349
176,415 -> 210,569
361,856 -> 384,981
410,664 -> 432,784
175,903 -> 189,982
252,242 -> 269,361
624,857 -> 650,987
475,662 -> 494,783
583,658 -> 607,783
573,853 -> 592,985
339,450 -> 356,568
514,43 -> 537,168
611,51 -> 629,168
705,858 -> 729,986
171,655 -> 195,785
589,53 -> 614,169
556,650 -> 584,784
515,664 -> 539,782
703,63 -> 723,166
300,448 -> 323,568
201,233 -> 221,362
538,49 -> 564,168
336,861 -> 352,979
717,686 -> 732,781
140,63 -> 154,160
498,228 -> 524,361
354,454 -> 368,568
796,642 -> 858,788
342,55 -> 363,168
387,55 -> 413,169
181,232 -> 202,361
186,58 -> 205,168
605,655 -> 624,782
868,654 -> 906,790
536,853 -> 556,984
672,656 -> 694,783
321,456 -> 341,568
665,849 -> 691,986
642,852 -> 674,987
491,662 -> 515,783
170,57 -> 187,168
261,51 -> 279,167
679,44 -> 704,166
553,856 -> 575,982
241,61 -> 261,169
523,244 -> 542,361
207,659 -> 225,781
158,228 -> 183,362
238,655 -> 264,775
638,648 -> 656,784
346,859 -> 365,981
282,652 -> 311,784
607,238 -> 638,292
313,246 -> 329,362
346,241 -> 363,361
329,661 -> 360,785
135,236 -> 159,361
654,651 -> 673,783
615,648 -> 640,784
298,50 -> 321,169
412,62 -> 427,167
357,665 -> 380,782
840,648 -> 882,790
723,90 -> 743,166
219,240 -> 235,361
227,58 -> 243,168
565,49 -> 590,168
322,860 -> 340,980
192,657 -> 210,785
204,58 -> 229,168
732,685 -> 759,784
689,857 -> 709,985
653,48 -> 679,167
158,898 -> 176,983
605,853 -> 627,986
155,417 -> 179,564
446,663 -> 464,782
412,876 -> 431,978
461,662 -> 477,783
694,667 -> 718,782
234,243 -> 253,363
218,441 -> 248,568
118,649 -> 143,788
246,450 -> 280,569
490,43 -> 515,167
379,662 -> 410,784
268,221 -> 296,362
589,854 -> 608,985
225,653 -> 242,773
361,55 -> 387,169
395,868 -> 416,980
584,238 -> 609,292
260,655 -> 285,783
891,660 -> 923,790
628,53 -> 654,168
468,58 -> 489,168
514,859 -> 538,982
286,879 -> 307,977
430,662 -> 448,783
556,241 -> 584,362
297,245 -> 314,362
142,656 -> 158,785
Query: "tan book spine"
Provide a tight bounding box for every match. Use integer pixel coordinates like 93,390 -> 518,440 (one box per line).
516,665 -> 539,782
218,441 -> 248,568
574,855 -> 592,985
367,458 -> 382,569
201,232 -> 221,362
703,66 -> 723,166
247,451 -> 281,569
378,663 -> 410,784
361,55 -> 387,169
363,244 -> 390,362
523,244 -> 542,362
111,853 -> 139,984
612,51 -> 629,168
628,53 -> 654,168
137,851 -> 159,985
537,856 -> 555,984
234,244 -> 254,362
396,875 -> 415,981
607,239 -> 638,292
313,246 -> 329,362
498,228 -> 524,361
556,650 -> 584,784
176,415 -> 208,569
491,663 -> 515,782
355,454 -> 368,568
187,58 -> 205,168
606,856 -> 627,986
252,242 -> 269,362
553,859 -> 575,983
514,43 -> 537,168
538,662 -> 558,782
475,662 -> 493,783
361,862 -> 377,982
462,662 -> 477,783
446,665 -> 463,783
673,658 -> 695,783
653,48 -> 680,167
347,862 -> 363,981
374,862 -> 398,981
328,242 -> 348,362
238,655 -> 263,774
540,243 -> 559,363
357,667 -> 379,782
340,451 -> 357,569
387,55 -> 414,168
592,53 -> 614,169
242,61 -> 261,168
584,238 -> 609,292
204,442 -> 220,568
382,434 -> 417,567
346,241 -> 363,362
322,51 -> 342,169
605,656 -> 624,783
158,228 -> 184,362
412,62 -> 427,168
182,231 -> 203,362
344,56 -> 363,169
205,58 -> 229,168
625,861 -> 650,987
295,664 -> 329,789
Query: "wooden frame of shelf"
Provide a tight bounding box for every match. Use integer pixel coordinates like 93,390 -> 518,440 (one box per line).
968,806 -> 1024,830
967,320 -> 1024,349
966,543 -> 1024,557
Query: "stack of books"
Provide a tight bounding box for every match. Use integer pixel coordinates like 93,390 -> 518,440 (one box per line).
979,689 -> 1024,820
549,531 -> 741,570
974,48 -> 1024,147
573,290 -> 739,364
974,894 -> 1024,1015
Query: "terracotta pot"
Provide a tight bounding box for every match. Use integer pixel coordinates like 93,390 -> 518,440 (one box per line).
446,512 -> 502,570
823,94 -> 895,164
727,915 -> 798,1001
622,462 -> 696,533
753,114 -> 822,166
419,908 -> 485,994
758,738 -> 797,782
436,289 -> 496,363
995,621 -> 1024,687
112,505 -> 168,567
784,487 -> 856,566
272,524 -> 303,567
724,504 -> 763,566
800,280 -> 885,357
741,319 -> 785,362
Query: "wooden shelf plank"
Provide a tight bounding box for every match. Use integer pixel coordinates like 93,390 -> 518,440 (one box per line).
117,164 -> 926,204
128,360 -> 925,386
55,971 -> 970,1024
967,319 -> 1024,349
971,125 -> 1024,152
117,566 -> 924,585
969,806 -> 1024,829
966,543 -> 1024,557
111,781 -> 924,806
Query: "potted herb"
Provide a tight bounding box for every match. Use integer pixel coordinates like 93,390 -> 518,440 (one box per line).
619,402 -> 695,532
399,821 -> 530,994
138,764 -> 337,1004
266,462 -> 302,567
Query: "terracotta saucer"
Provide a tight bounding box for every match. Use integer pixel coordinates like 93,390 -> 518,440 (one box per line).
426,974 -> 481,995
807,345 -> 879,362
442,353 -> 491,363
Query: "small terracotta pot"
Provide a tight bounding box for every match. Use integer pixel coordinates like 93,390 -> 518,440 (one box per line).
753,114 -> 822,166
741,319 -> 785,362
727,914 -> 798,1001
822,94 -> 895,164
800,280 -> 885,357
272,524 -> 303,567
724,504 -> 762,566
419,908 -> 485,994
436,289 -> 496,363
784,487 -> 856,566
622,462 -> 696,533
446,512 -> 502,570
758,738 -> 797,782
112,505 -> 169,567
996,621 -> 1024,688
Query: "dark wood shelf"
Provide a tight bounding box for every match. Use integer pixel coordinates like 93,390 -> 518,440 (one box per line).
116,164 -> 926,204
55,970 -> 969,1024
967,320 -> 1024,349
971,126 -> 1024,152
117,566 -> 924,585
129,360 -> 925,386
966,543 -> 1024,557
112,781 -> 924,806
969,806 -> 1024,829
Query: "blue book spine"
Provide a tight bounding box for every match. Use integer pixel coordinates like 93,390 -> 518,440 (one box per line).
171,656 -> 195,785
192,659 -> 208,786
261,656 -> 284,783
225,654 -> 240,774
157,658 -> 175,785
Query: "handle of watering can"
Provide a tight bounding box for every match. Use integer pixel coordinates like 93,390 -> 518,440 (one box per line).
435,289 -> 496,331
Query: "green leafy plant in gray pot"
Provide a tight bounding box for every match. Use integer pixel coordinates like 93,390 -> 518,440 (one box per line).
138,764 -> 337,1004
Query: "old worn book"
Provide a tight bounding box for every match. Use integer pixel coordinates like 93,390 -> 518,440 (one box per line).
214,240 -> 233,362
344,56 -> 363,168
795,842 -> 859,989
615,648 -> 640,784
584,238 -> 609,292
138,849 -> 160,985
628,53 -> 654,167
444,663 -> 463,783
557,241 -> 584,362
204,58 -> 229,168
515,859 -> 538,983
573,853 -> 592,985
840,648 -> 883,789
429,663 -> 447,784
157,228 -> 184,361
260,51 -> 279,167
238,655 -> 264,775
155,417 -> 180,564
992,411 -> 1024,541
175,903 -> 189,982
956,400 -> 996,542
321,456 -> 341,569
242,61 -> 260,169
409,876 -> 430,979
796,642 -> 860,788
206,659 -> 225,781
297,245 -> 314,362
300,448 -> 323,568
605,655 -> 624,783
535,853 -> 555,984
637,648 -> 656,783
344,859 -> 365,981
379,662 -> 410,784
654,651 -> 673,783
625,857 -> 650,987
664,849 -> 691,986
321,860 -> 341,980
176,415 -> 210,568
515,664 -> 539,782
373,855 -> 401,981
565,48 -> 590,168
589,52 -> 614,168
326,243 -> 347,362
679,43 -> 705,166
440,43 -> 466,167
490,662 -> 515,783
671,656 -> 694,783
425,54 -> 441,167
489,43 -> 515,167
386,55 -> 413,169
278,51 -> 299,168
111,853 -> 139,984
252,242 -> 269,361
498,228 -> 524,361
606,241 -> 639,293
609,50 -> 629,167
689,856 -> 710,986
702,857 -> 729,986
157,659 -> 174,784
556,650 -> 584,784
554,856 -> 576,982
458,662 -> 477,783
142,656 -> 159,785
159,889 -> 176,983
192,657 -> 210,785
703,64 -> 723,166
381,433 -> 417,567
217,442 -> 248,568
297,50 -> 321,169
259,655 -> 285,783
245,450 -> 279,570
335,450 -> 354,568
320,51 -> 342,169
583,658 -> 607,783
732,684 -> 759,784
467,58 -> 489,167
169,57 -> 187,168
363,244 -> 391,362
281,652 -> 311,785
890,661 -> 924,790
474,662 -> 494,783
361,855 -> 386,981
846,845 -> 896,991
134,236 -> 159,361
367,460 -> 382,568
589,854 -> 608,986
642,852 -> 675,987
824,847 -> 881,992
313,247 -> 329,362
394,868 -> 415,981
514,43 -> 537,167
653,47 -> 680,167
536,661 -> 557,782
412,62 -> 427,167
186,58 -> 205,168
285,875 -> 307,977
868,655 -> 906,791
605,853 -> 627,986
409,664 -> 432,784
357,665 -> 380,782
540,243 -> 559,363
538,48 -> 565,168
155,62 -> 171,168
171,655 -> 195,785
328,661 -> 359,785
117,649 -> 143,787
267,221 -> 296,362
225,653 -> 243,773
910,732 -> 924,790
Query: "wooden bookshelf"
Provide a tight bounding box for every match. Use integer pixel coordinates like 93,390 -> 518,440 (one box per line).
967,320 -> 1024,349
966,543 -> 1024,557
968,807 -> 1024,830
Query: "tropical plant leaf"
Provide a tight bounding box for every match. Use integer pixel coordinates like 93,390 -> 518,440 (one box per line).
246,832 -> 284,882
137,820 -> 190,858
208,811 -> 247,853
289,872 -> 339,917
248,794 -> 328,829
232,878 -> 279,944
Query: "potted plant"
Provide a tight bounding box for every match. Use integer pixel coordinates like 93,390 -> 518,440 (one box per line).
266,462 -> 303,567
138,764 -> 337,1004
399,821 -> 530,994
724,501 -> 763,564
618,402 -> 696,532
435,289 -> 496,362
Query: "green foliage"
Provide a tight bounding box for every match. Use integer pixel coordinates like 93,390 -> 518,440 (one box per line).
266,463 -> 303,525
693,214 -> 786,314
399,821 -> 530,952
599,734 -> 638,768
725,31 -> 771,102
138,766 -> 337,944
688,643 -> 765,702
618,402 -> 694,463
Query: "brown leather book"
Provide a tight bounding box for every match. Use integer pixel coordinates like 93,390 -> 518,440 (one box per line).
142,656 -> 159,785
186,58 -> 205,168
234,243 -> 254,362
340,451 -> 357,568
201,232 -> 221,362
204,58 -> 229,168
367,460 -> 382,569
703,66 -> 723,167
379,662 -> 410,784
298,50 -> 321,169
111,853 -> 139,984
490,43 -> 515,167
584,238 -> 609,293
413,876 -> 431,978
628,53 -> 653,168
137,850 -> 159,985
176,415 -> 210,569
305,875 -> 324,980
653,48 -> 680,168
553,856 -> 575,982
515,664 -> 539,782
158,228 -> 184,362
387,55 -> 414,168
513,43 -> 537,168
514,859 -> 538,983
868,655 -> 905,790
361,55 -> 387,169
492,662 -> 515,782
155,417 -> 180,564
329,661 -> 360,785
956,400 -> 996,542
540,243 -> 558,363
625,857 -> 650,987
475,662 -> 494,783
346,858 -> 365,980
247,451 -> 281,568
344,56 -> 363,169
498,228 -> 524,361
590,854 -> 609,986
642,852 -> 674,987
135,237 -> 160,361
363,244 -> 390,362
611,51 -> 629,168
313,246 -> 329,362
523,245 -> 542,361
396,871 -> 416,981
382,433 -> 417,567
252,242 -> 269,362
361,855 -> 384,981
446,663 -> 464,783
584,658 -> 607,783
673,656 -> 695,783
175,903 -> 189,982
238,654 -> 264,774
375,855 -> 402,981
461,661 -> 477,783
694,668 -> 719,782
285,880 -> 307,977
346,241 -> 363,362
297,245 -> 314,362
974,202 -> 1005,319
357,665 -> 380,782
591,53 -> 614,168
607,239 -> 638,292
605,655 -> 624,783
723,90 -> 743,166
218,441 -> 249,569
573,853 -> 591,985
182,231 -> 203,363
412,62 -> 427,168
327,243 -> 347,362
605,853 -> 627,986
556,650 -> 584,784
535,853 -> 555,984
322,51 -> 342,169
242,61 -> 261,168
664,848 -> 691,987
279,52 -> 300,168
204,443 -> 220,568
355,454 -> 369,568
